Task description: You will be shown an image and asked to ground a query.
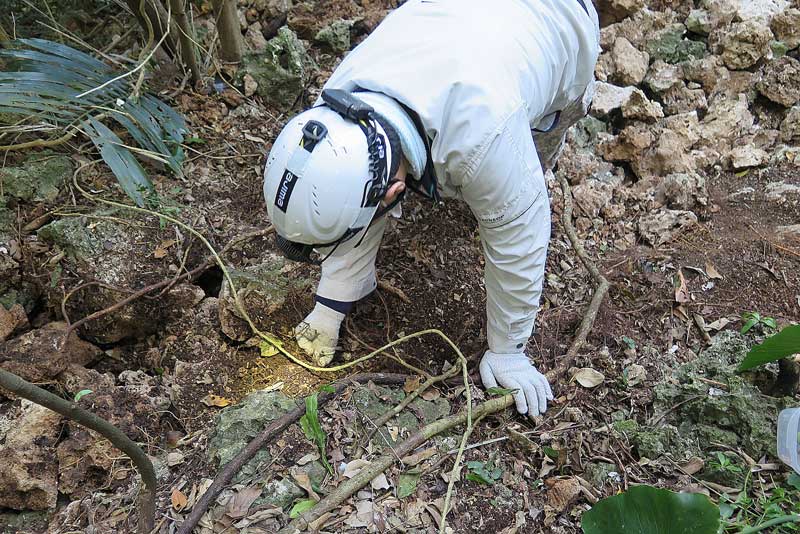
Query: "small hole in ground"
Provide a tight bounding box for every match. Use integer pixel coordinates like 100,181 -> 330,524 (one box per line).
196,266 -> 223,297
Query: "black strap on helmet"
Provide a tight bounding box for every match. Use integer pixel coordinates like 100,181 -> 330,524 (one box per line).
274,89 -> 402,265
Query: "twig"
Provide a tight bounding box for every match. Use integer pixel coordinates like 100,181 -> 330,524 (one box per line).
367,365 -> 460,443
279,394 -> 515,534
0,368 -> 155,534
378,280 -> 412,304
547,173 -> 611,380
174,373 -> 408,534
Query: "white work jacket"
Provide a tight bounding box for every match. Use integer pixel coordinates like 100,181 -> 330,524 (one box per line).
315,0 -> 600,353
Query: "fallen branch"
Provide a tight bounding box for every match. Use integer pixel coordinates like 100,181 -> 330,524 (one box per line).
279,394 -> 515,534
548,173 -> 611,380
174,373 -> 407,534
0,368 -> 155,534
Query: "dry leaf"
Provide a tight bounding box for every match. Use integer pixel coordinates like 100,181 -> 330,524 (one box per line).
153,239 -> 176,259
679,457 -> 705,475
401,447 -> 437,466
674,269 -> 690,304
705,262 -> 723,280
342,459 -> 371,478
171,488 -> 188,511
226,485 -> 263,519
573,368 -> 605,388
546,477 -> 582,512
705,317 -> 731,331
403,376 -> 421,393
344,500 -> 374,528
297,452 -> 319,465
624,364 -> 646,386
421,388 -> 441,401
370,473 -> 391,490
291,470 -> 320,501
201,394 -> 232,407
167,451 -> 185,466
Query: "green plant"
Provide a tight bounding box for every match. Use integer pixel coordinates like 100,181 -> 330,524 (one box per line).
582,484 -> 800,534
0,38 -> 187,207
299,392 -> 333,475
739,325 -> 800,371
582,485 -> 720,534
709,451 -> 743,475
741,312 -> 778,335
465,459 -> 502,485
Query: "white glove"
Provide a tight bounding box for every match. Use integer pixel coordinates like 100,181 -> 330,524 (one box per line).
293,303 -> 344,367
479,351 -> 554,417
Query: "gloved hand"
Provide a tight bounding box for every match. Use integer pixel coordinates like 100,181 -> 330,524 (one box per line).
479,351 -> 553,417
293,303 -> 344,367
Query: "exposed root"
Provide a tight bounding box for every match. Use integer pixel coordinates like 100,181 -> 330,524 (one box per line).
547,173 -> 611,380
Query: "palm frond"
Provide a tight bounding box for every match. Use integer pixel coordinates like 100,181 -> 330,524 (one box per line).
0,38 -> 188,206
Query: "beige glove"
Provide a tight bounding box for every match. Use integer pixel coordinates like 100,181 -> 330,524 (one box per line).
293,303 -> 344,366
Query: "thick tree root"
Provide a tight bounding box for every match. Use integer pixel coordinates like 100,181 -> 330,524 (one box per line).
278,394 -> 515,534
175,373 -> 408,534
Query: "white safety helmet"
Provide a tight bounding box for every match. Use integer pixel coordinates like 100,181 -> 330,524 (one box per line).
263,90 -> 401,264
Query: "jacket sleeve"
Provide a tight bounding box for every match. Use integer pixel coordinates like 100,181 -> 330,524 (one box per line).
316,216 -> 389,304
458,106 -> 551,354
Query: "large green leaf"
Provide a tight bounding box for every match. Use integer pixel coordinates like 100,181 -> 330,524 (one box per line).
739,325 -> 800,371
0,39 -> 187,206
581,485 -> 720,534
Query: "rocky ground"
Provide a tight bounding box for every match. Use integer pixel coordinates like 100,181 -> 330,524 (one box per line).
1,0 -> 800,532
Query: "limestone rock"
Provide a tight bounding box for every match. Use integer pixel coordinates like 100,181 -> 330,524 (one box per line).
646,24 -> 706,64
765,181 -> 800,203
0,152 -> 72,204
610,37 -> 649,86
600,9 -> 674,50
662,83 -> 708,115
735,0 -> 790,24
699,94 -> 754,146
597,123 -> 654,163
781,105 -> 800,143
776,224 -> 800,242
314,19 -> 353,53
590,82 -> 635,116
241,27 -> 314,109
653,332 -> 789,462
718,20 -> 773,70
0,304 -> 28,342
638,209 -> 698,246
0,322 -> 101,382
218,252 -> 312,341
756,56 -> 800,107
685,9 -> 712,35
655,172 -> 708,210
725,145 -> 769,169
771,8 -> 800,50
681,56 -> 728,92
0,400 -> 63,510
621,89 -> 664,122
572,179 -> 615,218
208,390 -> 297,481
244,22 -> 268,51
352,384 -> 450,451
596,0 -> 646,26
644,60 -> 683,93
